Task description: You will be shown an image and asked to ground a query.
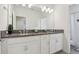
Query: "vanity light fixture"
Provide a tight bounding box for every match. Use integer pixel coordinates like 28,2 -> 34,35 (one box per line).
41,6 -> 53,14
51,9 -> 54,12
49,9 -> 53,14
49,10 -> 51,14
41,6 -> 46,12
45,8 -> 50,13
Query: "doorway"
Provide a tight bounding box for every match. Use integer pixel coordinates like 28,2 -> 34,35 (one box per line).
70,12 -> 79,52
16,16 -> 26,30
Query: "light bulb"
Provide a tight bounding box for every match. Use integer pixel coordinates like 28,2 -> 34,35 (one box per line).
45,8 -> 50,12
28,4 -> 32,8
49,9 -> 53,14
51,9 -> 53,12
41,6 -> 46,12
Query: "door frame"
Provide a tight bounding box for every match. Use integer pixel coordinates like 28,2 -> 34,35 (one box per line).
15,16 -> 27,30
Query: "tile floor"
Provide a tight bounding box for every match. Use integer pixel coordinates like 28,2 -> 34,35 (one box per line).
70,48 -> 79,54
55,45 -> 79,54
70,45 -> 79,54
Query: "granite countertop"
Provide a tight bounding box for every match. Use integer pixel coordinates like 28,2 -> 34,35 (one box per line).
1,30 -> 64,38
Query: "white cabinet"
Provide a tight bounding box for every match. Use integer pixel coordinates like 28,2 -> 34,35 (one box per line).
40,35 -> 50,54
7,36 -> 40,54
21,36 -> 40,54
7,37 -> 28,54
50,33 -> 63,53
8,43 -> 27,54
55,34 -> 63,52
23,38 -> 40,54
1,33 -> 63,54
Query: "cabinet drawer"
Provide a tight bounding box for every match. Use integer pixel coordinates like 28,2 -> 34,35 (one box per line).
7,37 -> 28,45
7,36 -> 41,45
54,33 -> 63,37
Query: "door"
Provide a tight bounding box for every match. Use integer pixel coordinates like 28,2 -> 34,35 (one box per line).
50,34 -> 56,53
70,14 -> 77,46
74,13 -> 79,48
41,35 -> 49,54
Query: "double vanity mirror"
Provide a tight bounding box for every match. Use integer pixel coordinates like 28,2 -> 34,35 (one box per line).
7,4 -> 55,34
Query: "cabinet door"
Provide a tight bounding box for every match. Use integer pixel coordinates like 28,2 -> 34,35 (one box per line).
1,39 -> 8,54
55,34 -> 63,52
50,34 -> 56,53
7,37 -> 28,45
50,34 -> 63,53
24,38 -> 40,54
8,36 -> 40,54
41,35 -> 49,54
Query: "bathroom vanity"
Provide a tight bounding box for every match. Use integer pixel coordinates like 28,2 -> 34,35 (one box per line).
0,30 -> 64,54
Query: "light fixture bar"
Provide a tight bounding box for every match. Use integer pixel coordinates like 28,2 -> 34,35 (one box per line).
41,6 -> 46,12
41,5 -> 53,14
